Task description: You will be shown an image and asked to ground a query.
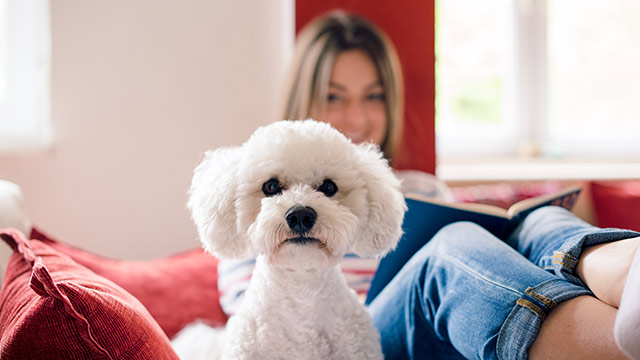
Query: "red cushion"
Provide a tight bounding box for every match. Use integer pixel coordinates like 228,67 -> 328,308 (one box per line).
0,228 -> 179,359
590,180 -> 640,232
29,227 -> 228,339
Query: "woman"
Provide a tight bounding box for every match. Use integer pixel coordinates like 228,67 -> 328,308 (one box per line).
219,11 -> 640,359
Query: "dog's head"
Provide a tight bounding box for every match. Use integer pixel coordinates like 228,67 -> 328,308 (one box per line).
188,120 -> 406,268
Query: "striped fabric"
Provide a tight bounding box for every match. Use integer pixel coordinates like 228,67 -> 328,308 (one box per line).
218,258 -> 257,316
340,254 -> 380,296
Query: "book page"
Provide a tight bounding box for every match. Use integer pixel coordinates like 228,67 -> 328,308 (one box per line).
506,185 -> 582,218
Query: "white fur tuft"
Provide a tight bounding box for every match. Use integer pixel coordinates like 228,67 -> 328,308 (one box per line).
351,144 -> 407,257
188,147 -> 250,259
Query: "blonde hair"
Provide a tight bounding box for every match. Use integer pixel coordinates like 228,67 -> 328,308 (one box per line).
280,11 -> 404,160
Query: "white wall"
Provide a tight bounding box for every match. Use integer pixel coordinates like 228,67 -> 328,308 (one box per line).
0,0 -> 295,260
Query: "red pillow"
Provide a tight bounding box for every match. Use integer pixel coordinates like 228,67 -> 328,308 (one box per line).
30,227 -> 227,339
590,180 -> 640,232
0,228 -> 179,359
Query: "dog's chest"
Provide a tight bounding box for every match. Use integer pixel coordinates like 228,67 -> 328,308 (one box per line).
238,311 -> 356,359
261,321 -> 337,358
227,277 -> 377,359
224,260 -> 382,359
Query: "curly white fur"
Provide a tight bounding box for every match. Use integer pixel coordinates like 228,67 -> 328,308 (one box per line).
174,120 -> 406,360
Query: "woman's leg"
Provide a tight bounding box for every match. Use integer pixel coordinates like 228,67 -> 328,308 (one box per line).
368,221 -> 591,360
508,206 -> 640,358
528,295 -> 624,360
506,206 -> 640,293
576,236 -> 640,307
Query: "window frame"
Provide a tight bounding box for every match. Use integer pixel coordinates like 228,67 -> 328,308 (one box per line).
435,0 -> 640,181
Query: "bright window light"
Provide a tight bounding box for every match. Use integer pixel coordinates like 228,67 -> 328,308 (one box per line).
0,0 -> 6,106
435,0 -> 517,158
436,0 -> 640,161
547,0 -> 640,157
0,0 -> 51,153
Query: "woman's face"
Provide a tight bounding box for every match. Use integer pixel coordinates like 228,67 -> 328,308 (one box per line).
313,49 -> 388,146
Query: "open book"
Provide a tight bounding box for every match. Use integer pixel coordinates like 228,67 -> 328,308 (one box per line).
365,185 -> 582,303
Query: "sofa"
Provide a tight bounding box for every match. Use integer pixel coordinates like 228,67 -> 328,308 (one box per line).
2,178 -> 639,359
0,180 -> 227,359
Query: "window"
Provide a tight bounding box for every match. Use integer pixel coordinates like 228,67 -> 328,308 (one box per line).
0,0 -> 51,152
547,1 -> 640,157
435,0 -> 640,163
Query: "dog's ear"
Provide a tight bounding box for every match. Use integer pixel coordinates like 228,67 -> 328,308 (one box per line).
188,147 -> 249,259
351,144 -> 407,257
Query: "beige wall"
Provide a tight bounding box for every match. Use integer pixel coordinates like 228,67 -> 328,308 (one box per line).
0,0 -> 294,259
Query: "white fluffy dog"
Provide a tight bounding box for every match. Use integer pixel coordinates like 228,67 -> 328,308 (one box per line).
173,120 -> 406,360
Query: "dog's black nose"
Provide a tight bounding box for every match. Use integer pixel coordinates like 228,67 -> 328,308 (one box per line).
285,206 -> 317,235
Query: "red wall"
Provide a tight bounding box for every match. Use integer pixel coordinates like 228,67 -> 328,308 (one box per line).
296,0 -> 436,174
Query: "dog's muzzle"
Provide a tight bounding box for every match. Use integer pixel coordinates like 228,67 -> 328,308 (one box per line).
285,205 -> 317,235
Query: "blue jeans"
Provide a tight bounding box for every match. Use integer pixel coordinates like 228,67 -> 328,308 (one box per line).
368,206 -> 639,360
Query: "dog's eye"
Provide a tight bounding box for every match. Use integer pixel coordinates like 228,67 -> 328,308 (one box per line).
262,178 -> 283,197
317,179 -> 338,197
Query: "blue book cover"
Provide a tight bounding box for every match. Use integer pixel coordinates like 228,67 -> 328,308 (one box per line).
365,185 -> 582,304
